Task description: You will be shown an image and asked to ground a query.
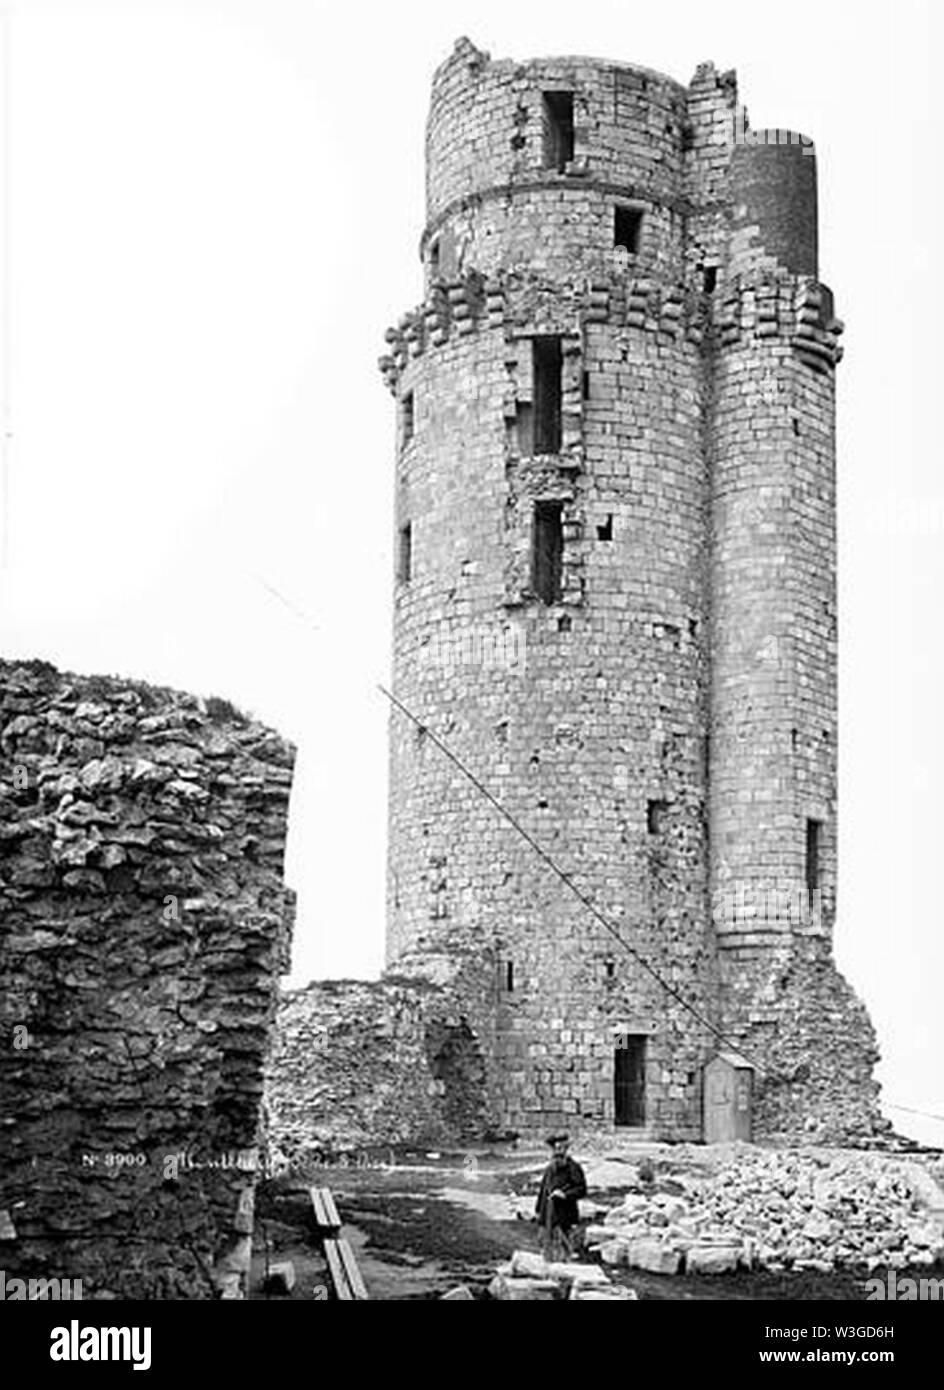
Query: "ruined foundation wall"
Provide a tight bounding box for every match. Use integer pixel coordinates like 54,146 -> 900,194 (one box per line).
266,972 -> 491,1161
0,659 -> 295,1299
719,941 -> 886,1144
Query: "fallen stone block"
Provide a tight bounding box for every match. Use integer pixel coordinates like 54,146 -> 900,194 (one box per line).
686,1244 -> 741,1275
802,1213 -> 831,1242
488,1274 -> 560,1301
654,1197 -> 688,1224
570,1284 -> 639,1300
599,1240 -> 630,1266
440,1284 -> 475,1300
509,1249 -> 550,1279
550,1263 -> 611,1287
604,1194 -> 649,1226
627,1239 -> 682,1275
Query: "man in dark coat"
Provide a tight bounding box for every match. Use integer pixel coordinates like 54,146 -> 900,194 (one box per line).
535,1133 -> 587,1258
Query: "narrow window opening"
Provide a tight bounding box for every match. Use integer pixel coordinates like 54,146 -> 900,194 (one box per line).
515,401 -> 533,455
533,335 -> 562,454
429,239 -> 440,279
597,513 -> 613,542
531,501 -> 563,605
505,961 -> 514,992
582,369 -> 591,400
401,391 -> 414,448
604,960 -> 615,979
647,798 -> 668,834
557,614 -> 572,633
398,522 -> 412,584
805,818 -> 822,900
703,265 -> 717,294
542,91 -> 574,172
614,205 -> 643,255
792,416 -> 801,436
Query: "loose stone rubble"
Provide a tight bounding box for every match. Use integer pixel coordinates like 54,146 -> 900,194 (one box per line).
488,1248 -> 638,1301
588,1150 -> 944,1276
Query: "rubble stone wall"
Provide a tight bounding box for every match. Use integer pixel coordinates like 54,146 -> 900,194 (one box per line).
266,971 -> 492,1162
719,940 -> 885,1145
0,659 -> 295,1299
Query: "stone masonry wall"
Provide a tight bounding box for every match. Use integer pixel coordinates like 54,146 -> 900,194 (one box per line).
0,659 -> 295,1299
266,971 -> 492,1162
376,37 -> 879,1144
719,940 -> 886,1145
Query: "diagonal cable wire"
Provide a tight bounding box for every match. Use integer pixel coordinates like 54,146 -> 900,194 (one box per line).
884,1103 -> 944,1127
379,682 -> 771,1077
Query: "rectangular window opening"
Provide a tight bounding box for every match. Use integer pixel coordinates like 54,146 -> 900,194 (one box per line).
429,239 -> 440,279
515,401 -> 533,455
614,205 -> 643,255
401,391 -> 414,448
505,961 -> 514,992
398,522 -> 412,584
647,798 -> 668,834
542,91 -> 574,172
805,818 -> 822,899
703,265 -> 718,294
597,513 -> 613,542
531,501 -> 563,605
532,335 -> 562,454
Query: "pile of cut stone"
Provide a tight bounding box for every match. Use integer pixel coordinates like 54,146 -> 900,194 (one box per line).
589,1150 -> 944,1276
487,1249 -> 637,1301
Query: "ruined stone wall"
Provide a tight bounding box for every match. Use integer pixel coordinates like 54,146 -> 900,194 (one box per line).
266,972 -> 491,1161
0,659 -> 295,1298
378,38 -> 881,1144
718,940 -> 886,1144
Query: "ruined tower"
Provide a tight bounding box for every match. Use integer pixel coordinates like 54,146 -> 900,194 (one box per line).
380,39 -> 881,1141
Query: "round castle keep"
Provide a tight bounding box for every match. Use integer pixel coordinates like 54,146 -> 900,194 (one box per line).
379,39 -> 880,1141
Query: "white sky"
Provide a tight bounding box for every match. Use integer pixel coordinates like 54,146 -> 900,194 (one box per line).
0,0 -> 940,1145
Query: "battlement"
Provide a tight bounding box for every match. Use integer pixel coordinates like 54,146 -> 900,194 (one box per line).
379,269 -> 843,395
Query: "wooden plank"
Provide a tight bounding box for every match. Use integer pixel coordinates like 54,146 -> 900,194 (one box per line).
336,1238 -> 369,1301
319,1188 -> 341,1230
310,1186 -> 342,1232
324,1239 -> 353,1301
309,1186 -> 328,1228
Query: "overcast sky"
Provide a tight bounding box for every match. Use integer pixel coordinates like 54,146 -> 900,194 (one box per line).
0,0 -> 940,1144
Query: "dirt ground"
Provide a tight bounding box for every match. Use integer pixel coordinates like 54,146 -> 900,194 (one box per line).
248,1140 -> 931,1301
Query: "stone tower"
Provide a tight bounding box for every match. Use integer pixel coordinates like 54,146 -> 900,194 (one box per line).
380,39 -> 881,1141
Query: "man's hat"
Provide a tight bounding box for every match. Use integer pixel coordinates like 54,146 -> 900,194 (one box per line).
546,1132 -> 570,1146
